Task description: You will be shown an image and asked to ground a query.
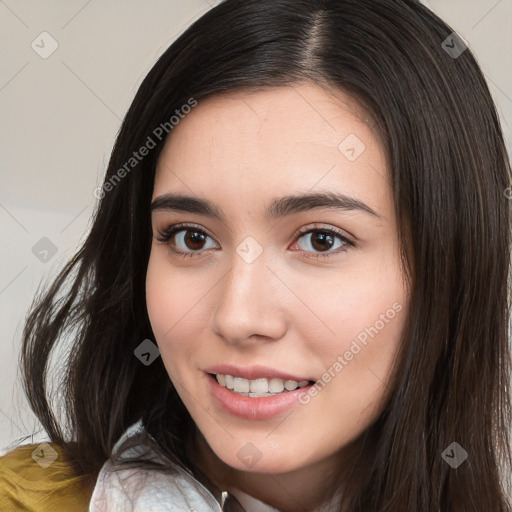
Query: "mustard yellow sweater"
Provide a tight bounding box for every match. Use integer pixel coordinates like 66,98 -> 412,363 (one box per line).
0,443 -> 92,511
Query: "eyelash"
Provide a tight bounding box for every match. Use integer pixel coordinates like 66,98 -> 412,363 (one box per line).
155,222 -> 355,260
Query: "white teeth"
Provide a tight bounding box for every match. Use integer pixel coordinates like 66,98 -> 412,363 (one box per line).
215,374 -> 311,396
284,380 -> 299,391
249,378 -> 269,394
224,375 -> 234,389
233,377 -> 250,393
269,378 -> 285,393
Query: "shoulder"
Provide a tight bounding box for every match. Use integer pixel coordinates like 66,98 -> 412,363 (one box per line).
90,458 -> 217,512
90,424 -> 223,512
0,442 -> 92,512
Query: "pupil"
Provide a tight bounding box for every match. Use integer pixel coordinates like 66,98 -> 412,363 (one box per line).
312,232 -> 333,252
185,231 -> 206,250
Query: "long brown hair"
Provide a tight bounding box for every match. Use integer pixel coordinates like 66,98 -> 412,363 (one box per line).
20,0 -> 512,509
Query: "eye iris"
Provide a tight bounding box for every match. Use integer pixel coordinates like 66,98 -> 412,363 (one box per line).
310,232 -> 334,252
184,230 -> 206,250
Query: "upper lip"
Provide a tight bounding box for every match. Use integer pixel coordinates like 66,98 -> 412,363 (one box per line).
204,364 -> 314,382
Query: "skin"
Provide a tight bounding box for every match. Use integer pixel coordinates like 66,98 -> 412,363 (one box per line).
146,81 -> 410,511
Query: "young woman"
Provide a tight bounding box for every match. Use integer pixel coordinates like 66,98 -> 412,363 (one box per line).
1,0 -> 511,510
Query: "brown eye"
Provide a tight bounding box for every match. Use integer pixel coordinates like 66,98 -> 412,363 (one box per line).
308,231 -> 336,252
291,225 -> 354,259
156,222 -> 354,260
156,223 -> 217,258
181,230 -> 208,251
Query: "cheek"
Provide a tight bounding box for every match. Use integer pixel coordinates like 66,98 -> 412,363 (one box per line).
146,253 -> 192,375
299,255 -> 406,355
301,259 -> 407,417
146,250 -> 195,333
146,254 -> 170,339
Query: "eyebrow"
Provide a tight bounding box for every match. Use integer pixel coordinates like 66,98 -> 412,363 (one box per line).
150,191 -> 382,220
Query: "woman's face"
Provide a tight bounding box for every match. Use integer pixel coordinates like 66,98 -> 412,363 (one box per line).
146,82 -> 409,488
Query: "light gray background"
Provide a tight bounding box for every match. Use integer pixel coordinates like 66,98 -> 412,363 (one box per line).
1,0 -> 511,452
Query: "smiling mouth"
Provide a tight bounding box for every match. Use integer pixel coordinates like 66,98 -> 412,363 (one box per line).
209,373 -> 314,397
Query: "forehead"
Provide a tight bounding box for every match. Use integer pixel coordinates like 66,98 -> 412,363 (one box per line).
153,83 -> 389,219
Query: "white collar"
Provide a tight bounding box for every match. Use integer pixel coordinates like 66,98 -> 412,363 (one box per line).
89,421 -> 339,512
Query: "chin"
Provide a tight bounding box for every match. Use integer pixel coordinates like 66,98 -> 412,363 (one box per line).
206,437 -> 312,475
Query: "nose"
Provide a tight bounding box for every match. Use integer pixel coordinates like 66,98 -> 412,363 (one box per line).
210,249 -> 288,347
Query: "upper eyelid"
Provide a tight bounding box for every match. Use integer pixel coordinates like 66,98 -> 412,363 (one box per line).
296,222 -> 353,239
155,222 -> 353,245
155,222 -> 216,246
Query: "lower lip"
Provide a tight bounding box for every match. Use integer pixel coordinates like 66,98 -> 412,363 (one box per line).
206,373 -> 314,420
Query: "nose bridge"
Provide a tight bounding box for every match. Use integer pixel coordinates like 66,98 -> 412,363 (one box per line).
211,240 -> 286,343
223,231 -> 270,296
221,241 -> 271,314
